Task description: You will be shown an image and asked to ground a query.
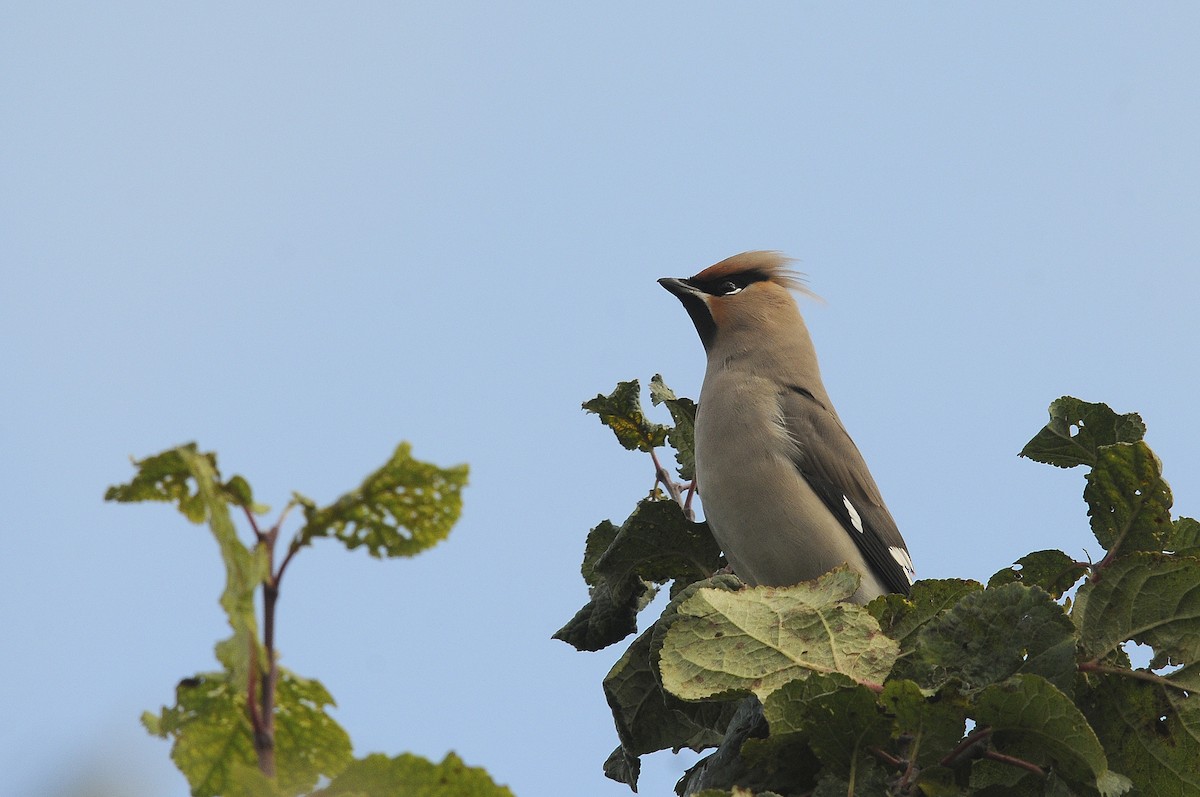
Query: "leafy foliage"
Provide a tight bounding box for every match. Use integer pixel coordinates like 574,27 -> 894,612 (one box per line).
110,443 -> 509,797
143,670 -> 353,797
295,442 -> 468,558
560,381 -> 1200,795
313,752 -> 515,797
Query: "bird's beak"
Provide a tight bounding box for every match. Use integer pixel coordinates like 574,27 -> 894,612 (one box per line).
658,277 -> 701,299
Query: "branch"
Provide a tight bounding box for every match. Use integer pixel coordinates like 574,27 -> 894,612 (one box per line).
244,505 -> 267,544
940,727 -> 992,768
1079,660 -> 1192,692
867,746 -> 905,770
649,448 -> 694,521
982,750 -> 1046,778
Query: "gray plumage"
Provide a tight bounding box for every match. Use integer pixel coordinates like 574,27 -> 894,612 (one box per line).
659,251 -> 914,603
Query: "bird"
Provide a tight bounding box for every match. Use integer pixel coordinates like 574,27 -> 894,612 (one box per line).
659,251 -> 914,603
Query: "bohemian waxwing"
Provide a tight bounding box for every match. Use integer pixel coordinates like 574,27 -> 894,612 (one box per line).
659,251 -> 915,603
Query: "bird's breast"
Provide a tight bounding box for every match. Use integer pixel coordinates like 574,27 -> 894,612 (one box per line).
693,369 -> 886,600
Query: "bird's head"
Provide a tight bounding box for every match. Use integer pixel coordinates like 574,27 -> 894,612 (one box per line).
659,251 -> 812,352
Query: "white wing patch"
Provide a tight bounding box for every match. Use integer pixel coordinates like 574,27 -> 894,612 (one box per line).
842,495 -> 864,534
890,546 -> 917,585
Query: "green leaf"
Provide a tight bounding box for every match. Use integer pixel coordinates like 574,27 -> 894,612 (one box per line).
556,500 -> 723,652
811,757 -> 891,797
583,379 -> 669,453
918,583 -> 1077,693
313,752 -> 513,797
602,745 -> 640,790
1073,552 -> 1200,665
223,763 -> 285,797
144,670 -> 352,797
659,568 -> 899,702
988,550 -> 1089,599
879,679 -> 967,768
1084,442 -> 1172,556
649,374 -> 697,481
1020,397 -> 1145,469
974,674 -> 1132,796
553,577 -> 650,652
594,499 -> 723,590
107,445 -> 270,688
1081,675 -> 1200,796
105,443 -> 213,522
581,520 -> 620,587
602,578 -> 745,770
869,578 -> 983,652
296,443 -> 467,558
761,672 -> 861,736
1166,516 -> 1200,555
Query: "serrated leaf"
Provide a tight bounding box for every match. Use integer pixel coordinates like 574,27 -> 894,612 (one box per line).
1020,397 -> 1145,469
988,550 -> 1089,599
557,501 -> 724,652
919,583 -> 1077,693
603,577 -> 744,769
553,577 -> 649,652
224,762 -> 285,797
595,499 -> 723,589
1081,675 -> 1200,796
673,699 -> 780,796
1166,516 -> 1200,555
145,669 -> 352,797
1073,552 -> 1200,666
603,745 -> 640,790
650,374 -> 697,481
879,680 -> 967,768
811,757 -> 890,797
1084,442 -> 1172,556
659,569 -> 898,702
296,443 -> 467,558
105,443 -> 213,522
760,672 -> 860,736
974,674 -> 1132,796
868,579 -> 983,651
761,677 -> 891,793
603,626 -> 740,761
584,379 -> 669,453
581,520 -> 620,587
313,752 -> 513,797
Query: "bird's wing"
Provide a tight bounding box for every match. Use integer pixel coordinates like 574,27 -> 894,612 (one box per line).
778,385 -> 915,595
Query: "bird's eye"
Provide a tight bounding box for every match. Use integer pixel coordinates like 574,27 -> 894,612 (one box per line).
717,280 -> 742,296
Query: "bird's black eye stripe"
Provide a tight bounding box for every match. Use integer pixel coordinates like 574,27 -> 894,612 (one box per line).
689,270 -> 771,297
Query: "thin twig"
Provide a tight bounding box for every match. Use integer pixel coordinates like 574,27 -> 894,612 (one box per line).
275,538 -> 302,585
982,750 -> 1046,777
867,746 -> 905,770
940,727 -> 992,768
1079,660 -> 1192,692
244,505 -> 267,543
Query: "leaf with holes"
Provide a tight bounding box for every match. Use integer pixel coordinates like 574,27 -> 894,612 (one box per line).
1084,442 -> 1172,556
1073,552 -> 1200,665
584,379 -> 669,453
295,443 -> 467,558
919,583 -> 1077,693
1020,397 -> 1145,469
988,550 -> 1089,599
974,674 -> 1131,796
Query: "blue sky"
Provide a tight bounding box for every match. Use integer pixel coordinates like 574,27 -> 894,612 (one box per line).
3,5 -> 1199,796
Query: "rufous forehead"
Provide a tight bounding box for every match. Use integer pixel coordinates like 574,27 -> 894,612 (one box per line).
689,250 -> 801,291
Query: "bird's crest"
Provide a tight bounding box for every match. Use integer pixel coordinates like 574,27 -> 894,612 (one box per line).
691,251 -> 814,298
